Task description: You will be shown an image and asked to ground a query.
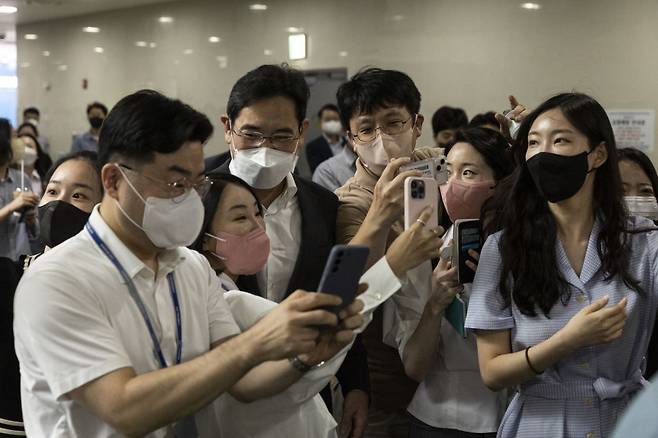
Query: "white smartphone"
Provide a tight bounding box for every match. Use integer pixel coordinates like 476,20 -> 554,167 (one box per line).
404,177 -> 439,230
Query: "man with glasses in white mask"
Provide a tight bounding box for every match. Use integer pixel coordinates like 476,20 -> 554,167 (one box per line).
209,64 -> 371,438
335,67 -> 444,438
13,89 -> 366,438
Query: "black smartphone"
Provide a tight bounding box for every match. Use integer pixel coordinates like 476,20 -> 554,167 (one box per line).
317,244 -> 370,314
453,219 -> 482,284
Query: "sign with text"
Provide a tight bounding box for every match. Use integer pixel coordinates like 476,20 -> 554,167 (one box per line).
607,109 -> 655,152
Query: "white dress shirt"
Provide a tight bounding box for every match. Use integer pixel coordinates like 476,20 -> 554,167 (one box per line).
257,173 -> 302,302
13,206 -> 241,438
208,257 -> 403,438
385,226 -> 507,433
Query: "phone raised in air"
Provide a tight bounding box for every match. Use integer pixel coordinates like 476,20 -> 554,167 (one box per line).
404,177 -> 439,230
453,219 -> 482,284
317,245 -> 370,314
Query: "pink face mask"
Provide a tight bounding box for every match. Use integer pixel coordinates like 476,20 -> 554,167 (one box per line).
439,178 -> 496,222
206,227 -> 270,275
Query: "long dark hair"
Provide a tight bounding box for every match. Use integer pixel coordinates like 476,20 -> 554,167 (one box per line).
191,172 -> 264,253
497,93 -> 638,317
618,147 -> 658,202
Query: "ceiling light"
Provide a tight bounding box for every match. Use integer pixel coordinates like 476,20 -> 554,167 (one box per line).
183,49 -> 194,55
287,27 -> 303,33
24,34 -> 38,40
208,36 -> 221,43
82,26 -> 100,33
339,51 -> 348,57
93,47 -> 104,53
57,64 -> 68,71
158,16 -> 174,23
135,41 -> 147,47
391,14 -> 405,21
0,6 -> 17,14
263,49 -> 273,56
520,3 -> 542,10
250,4 -> 268,11
149,42 -> 157,48
288,33 -> 306,60
42,50 -> 50,57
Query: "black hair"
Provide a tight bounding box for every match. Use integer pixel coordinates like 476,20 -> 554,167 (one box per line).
431,106 -> 468,136
497,92 -> 638,317
0,135 -> 11,167
336,67 -> 421,130
191,172 -> 264,254
98,89 -> 213,166
87,101 -> 109,116
44,151 -> 103,196
226,64 -> 310,126
0,118 -> 12,142
468,111 -> 498,129
445,127 -> 514,181
618,148 -> 658,201
18,122 -> 39,138
18,133 -> 52,179
23,107 -> 40,117
317,103 -> 339,119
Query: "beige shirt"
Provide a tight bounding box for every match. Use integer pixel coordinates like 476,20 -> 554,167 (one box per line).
334,147 -> 444,411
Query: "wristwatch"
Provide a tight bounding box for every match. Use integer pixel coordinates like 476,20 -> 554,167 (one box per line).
288,356 -> 325,373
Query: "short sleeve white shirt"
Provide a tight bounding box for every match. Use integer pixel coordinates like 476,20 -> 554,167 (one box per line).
13,205 -> 240,438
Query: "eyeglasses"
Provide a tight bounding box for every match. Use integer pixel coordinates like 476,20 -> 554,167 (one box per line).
351,116 -> 416,145
230,126 -> 301,151
118,164 -> 212,199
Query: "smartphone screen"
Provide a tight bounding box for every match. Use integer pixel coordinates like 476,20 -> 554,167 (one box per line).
456,220 -> 481,284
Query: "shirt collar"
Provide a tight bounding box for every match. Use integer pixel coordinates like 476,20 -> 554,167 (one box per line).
87,205 -> 185,279
264,173 -> 298,214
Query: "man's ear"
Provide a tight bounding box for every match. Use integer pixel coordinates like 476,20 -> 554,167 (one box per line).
101,163 -> 122,200
414,114 -> 425,138
297,119 -> 310,152
220,115 -> 231,146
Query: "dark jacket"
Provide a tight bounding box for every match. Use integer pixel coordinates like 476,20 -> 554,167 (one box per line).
209,157 -> 370,408
305,135 -> 346,174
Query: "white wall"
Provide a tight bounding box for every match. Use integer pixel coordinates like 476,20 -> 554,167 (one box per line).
16,0 -> 658,163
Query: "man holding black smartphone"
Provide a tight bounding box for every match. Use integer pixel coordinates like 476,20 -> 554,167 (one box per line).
206,64 -> 371,438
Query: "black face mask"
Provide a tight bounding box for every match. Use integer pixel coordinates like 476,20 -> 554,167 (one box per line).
38,201 -> 91,248
89,116 -> 104,129
526,151 -> 592,203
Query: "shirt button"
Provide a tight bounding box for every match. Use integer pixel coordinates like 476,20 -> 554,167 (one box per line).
375,293 -> 382,300
576,294 -> 586,303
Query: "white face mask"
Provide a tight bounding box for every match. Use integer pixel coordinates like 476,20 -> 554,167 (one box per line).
623,196 -> 658,220
229,145 -> 298,189
22,147 -> 37,165
321,120 -> 343,136
354,135 -> 389,176
27,118 -> 39,128
115,166 -> 204,249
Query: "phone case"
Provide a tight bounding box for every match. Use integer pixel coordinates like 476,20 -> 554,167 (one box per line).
445,295 -> 467,338
404,177 -> 439,230
317,245 -> 370,314
453,219 -> 482,284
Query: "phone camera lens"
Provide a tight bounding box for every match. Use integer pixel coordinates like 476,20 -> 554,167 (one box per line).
411,180 -> 418,189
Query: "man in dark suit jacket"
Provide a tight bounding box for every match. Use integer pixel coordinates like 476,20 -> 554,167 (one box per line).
306,103 -> 347,174
208,64 -> 370,438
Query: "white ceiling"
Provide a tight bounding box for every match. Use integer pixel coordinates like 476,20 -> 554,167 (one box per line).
0,0 -> 178,25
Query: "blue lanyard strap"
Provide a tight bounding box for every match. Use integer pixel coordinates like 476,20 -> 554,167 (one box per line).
86,222 -> 182,368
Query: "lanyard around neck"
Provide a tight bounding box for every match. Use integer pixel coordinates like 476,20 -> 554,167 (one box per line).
86,222 -> 182,368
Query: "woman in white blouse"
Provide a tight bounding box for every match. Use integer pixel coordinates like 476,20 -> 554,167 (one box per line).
191,172 -> 444,437
389,127 -> 514,437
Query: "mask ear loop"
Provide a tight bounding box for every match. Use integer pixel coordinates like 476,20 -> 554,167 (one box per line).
205,232 -> 228,260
